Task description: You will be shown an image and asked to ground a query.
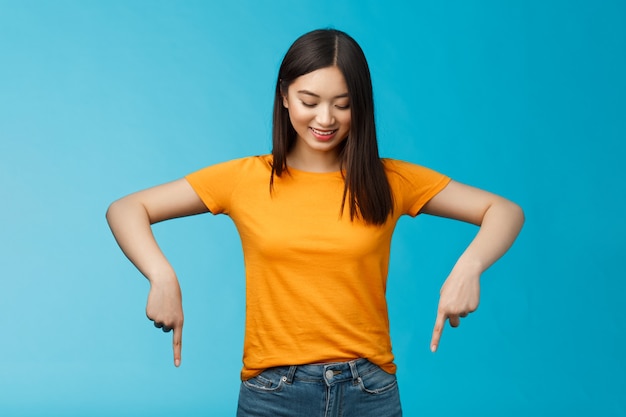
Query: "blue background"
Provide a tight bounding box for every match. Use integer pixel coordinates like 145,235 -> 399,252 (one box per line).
1,1 -> 624,415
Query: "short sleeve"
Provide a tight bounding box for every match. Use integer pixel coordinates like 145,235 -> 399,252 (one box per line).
383,159 -> 451,216
185,157 -> 250,214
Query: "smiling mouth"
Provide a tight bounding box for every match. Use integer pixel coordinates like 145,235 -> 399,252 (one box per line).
310,127 -> 338,136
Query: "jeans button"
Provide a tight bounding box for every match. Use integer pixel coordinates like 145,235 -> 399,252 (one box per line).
325,370 -> 334,380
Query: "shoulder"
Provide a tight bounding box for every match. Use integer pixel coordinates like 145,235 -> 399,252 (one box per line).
382,158 -> 416,172
382,157 -> 451,193
382,158 -> 446,180
214,154 -> 272,170
189,154 -> 272,175
184,155 -> 273,212
225,154 -> 272,173
185,154 -> 272,190
381,158 -> 452,215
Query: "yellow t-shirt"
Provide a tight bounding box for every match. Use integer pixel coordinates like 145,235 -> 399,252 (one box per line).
185,155 -> 450,380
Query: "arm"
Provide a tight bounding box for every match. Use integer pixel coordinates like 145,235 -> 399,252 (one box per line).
105,178 -> 209,366
420,180 -> 525,352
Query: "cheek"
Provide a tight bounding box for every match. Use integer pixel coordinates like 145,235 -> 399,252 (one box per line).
288,106 -> 311,126
340,114 -> 351,130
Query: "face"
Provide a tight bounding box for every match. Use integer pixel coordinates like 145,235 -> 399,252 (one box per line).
282,66 -> 351,161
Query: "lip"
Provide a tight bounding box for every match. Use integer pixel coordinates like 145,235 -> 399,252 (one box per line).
309,127 -> 338,141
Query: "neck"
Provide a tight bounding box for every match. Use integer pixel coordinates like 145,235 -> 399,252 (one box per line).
287,144 -> 342,173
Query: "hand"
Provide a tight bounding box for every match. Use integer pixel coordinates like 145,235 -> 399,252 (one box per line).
430,270 -> 480,352
146,278 -> 184,367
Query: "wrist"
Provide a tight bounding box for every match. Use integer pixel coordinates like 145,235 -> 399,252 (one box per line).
452,256 -> 484,278
146,267 -> 178,285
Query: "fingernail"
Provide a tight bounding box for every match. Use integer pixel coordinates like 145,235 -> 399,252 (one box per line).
175,359 -> 181,367
431,344 -> 437,352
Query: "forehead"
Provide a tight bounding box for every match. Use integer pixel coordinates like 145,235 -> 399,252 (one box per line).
289,66 -> 348,97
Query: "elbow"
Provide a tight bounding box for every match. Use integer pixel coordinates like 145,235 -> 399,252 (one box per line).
484,197 -> 524,231
106,196 -> 153,227
106,197 -> 137,225
105,199 -> 123,227
517,203 -> 525,224
506,199 -> 525,231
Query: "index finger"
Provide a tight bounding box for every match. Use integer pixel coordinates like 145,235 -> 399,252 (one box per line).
172,323 -> 183,367
430,311 -> 446,352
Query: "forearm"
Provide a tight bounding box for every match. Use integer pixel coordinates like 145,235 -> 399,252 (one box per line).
424,181 -> 524,350
106,198 -> 177,283
452,198 -> 525,275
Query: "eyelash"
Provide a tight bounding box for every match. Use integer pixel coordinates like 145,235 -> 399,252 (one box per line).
301,102 -> 350,110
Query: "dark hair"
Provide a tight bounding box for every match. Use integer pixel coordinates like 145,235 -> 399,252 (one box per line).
271,29 -> 393,225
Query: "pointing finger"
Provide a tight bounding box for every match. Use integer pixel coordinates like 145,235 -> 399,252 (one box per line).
430,311 -> 446,352
173,323 -> 183,367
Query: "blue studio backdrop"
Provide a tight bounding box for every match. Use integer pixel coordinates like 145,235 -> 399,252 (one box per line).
1,1 -> 624,416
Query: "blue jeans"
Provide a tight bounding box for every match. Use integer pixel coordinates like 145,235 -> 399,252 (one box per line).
236,358 -> 402,417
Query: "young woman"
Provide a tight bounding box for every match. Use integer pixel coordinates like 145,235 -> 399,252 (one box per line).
106,29 -> 524,416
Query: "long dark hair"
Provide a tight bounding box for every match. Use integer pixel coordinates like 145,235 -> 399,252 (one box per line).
271,29 -> 393,225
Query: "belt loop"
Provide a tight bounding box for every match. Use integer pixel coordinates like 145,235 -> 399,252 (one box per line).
285,365 -> 297,384
348,360 -> 360,384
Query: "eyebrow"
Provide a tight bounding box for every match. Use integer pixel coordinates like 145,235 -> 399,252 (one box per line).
296,89 -> 349,99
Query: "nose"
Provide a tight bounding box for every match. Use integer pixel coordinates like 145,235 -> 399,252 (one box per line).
316,104 -> 335,127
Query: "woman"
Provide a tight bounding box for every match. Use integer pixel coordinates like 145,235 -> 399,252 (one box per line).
106,29 -> 524,416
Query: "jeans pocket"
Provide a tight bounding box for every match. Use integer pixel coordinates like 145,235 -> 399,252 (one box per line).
242,370 -> 286,393
357,366 -> 398,395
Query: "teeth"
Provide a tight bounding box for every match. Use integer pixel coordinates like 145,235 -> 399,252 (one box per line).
311,128 -> 336,136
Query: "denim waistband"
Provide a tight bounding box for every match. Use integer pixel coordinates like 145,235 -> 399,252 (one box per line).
276,358 -> 377,385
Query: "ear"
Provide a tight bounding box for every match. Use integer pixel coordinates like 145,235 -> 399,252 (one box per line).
279,79 -> 289,108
